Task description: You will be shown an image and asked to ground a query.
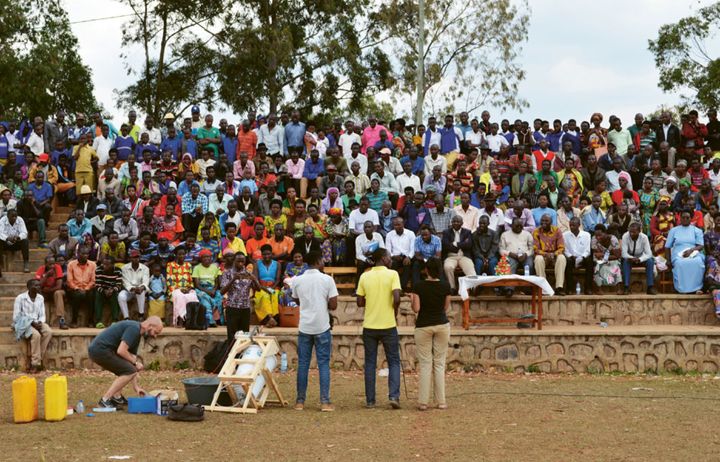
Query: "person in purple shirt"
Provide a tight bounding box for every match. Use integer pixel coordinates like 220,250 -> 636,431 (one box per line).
222,124 -> 238,163
401,191 -> 432,233
503,199 -> 536,233
284,111 -> 306,155
114,124 -> 136,161
159,126 -> 182,159
134,132 -> 160,159
301,149 -> 324,198
546,119 -> 565,152
372,129 -> 395,152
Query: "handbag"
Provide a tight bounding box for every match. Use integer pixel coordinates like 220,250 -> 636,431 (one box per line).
185,302 -> 207,330
167,403 -> 204,422
278,305 -> 299,327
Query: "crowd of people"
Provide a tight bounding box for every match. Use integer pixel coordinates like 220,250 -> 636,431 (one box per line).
5,106 -> 720,354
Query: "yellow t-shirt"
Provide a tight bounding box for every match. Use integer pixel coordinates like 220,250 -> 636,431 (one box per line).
73,145 -> 98,173
357,266 -> 401,329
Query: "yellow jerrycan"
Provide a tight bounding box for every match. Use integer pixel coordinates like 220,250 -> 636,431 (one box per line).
12,376 -> 38,423
44,374 -> 68,421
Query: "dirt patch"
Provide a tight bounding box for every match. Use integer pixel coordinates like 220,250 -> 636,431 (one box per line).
1,370 -> 719,461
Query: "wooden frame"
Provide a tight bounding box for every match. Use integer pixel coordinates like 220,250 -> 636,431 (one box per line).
462,279 -> 543,331
207,336 -> 288,414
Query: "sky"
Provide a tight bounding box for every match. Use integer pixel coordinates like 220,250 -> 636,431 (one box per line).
65,0 -> 715,125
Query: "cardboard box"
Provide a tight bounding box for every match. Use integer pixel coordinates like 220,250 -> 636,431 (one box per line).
149,389 -> 179,416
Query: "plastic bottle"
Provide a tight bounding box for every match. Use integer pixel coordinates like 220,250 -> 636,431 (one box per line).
576,282 -> 581,295
76,400 -> 85,414
524,264 -> 530,276
280,352 -> 288,373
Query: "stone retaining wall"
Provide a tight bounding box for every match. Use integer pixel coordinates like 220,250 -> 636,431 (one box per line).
4,328 -> 720,374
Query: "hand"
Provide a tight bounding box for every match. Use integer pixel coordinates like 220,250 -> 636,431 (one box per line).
134,385 -> 146,396
682,249 -> 692,258
134,360 -> 144,372
632,257 -> 640,264
518,254 -> 527,263
403,257 -> 411,266
180,287 -> 190,294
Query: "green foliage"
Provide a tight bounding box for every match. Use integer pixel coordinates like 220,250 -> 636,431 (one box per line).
526,365 -> 541,374
0,0 -> 97,119
173,360 -> 191,370
146,359 -> 161,371
648,2 -> 720,111
378,0 -> 530,119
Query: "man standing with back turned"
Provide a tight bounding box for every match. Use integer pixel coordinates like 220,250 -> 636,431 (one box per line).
291,251 -> 338,412
357,248 -> 402,409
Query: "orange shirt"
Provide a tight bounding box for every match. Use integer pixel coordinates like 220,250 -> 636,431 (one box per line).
269,236 -> 295,260
246,237 -> 272,260
66,260 -> 97,290
236,130 -> 258,159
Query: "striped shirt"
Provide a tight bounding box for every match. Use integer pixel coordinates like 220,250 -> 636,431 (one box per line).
95,267 -> 123,293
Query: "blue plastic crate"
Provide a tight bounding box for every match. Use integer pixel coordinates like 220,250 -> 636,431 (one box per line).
127,396 -> 158,414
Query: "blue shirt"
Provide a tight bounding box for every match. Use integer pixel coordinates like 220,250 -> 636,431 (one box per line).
114,135 -> 135,161
582,207 -> 606,232
177,180 -> 200,197
50,148 -> 74,168
414,234 -> 442,260
181,192 -> 209,215
531,207 -> 557,226
284,122 -> 306,154
547,131 -> 564,152
67,218 -> 93,239
303,158 -> 324,180
148,275 -> 166,300
402,204 -> 432,233
238,178 -> 258,195
222,137 -> 238,163
159,137 -> 182,159
0,134 -> 8,159
28,182 -> 54,203
399,155 -> 426,175
135,143 -> 160,160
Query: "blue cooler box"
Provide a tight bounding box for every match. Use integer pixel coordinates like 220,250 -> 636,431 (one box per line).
128,396 -> 158,414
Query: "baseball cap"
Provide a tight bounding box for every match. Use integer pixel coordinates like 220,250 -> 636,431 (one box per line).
191,105 -> 200,113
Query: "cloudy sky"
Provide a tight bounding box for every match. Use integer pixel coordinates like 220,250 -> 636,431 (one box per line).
66,0 -> 714,125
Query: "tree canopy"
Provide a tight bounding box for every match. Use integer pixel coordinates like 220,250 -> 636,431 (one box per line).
648,1 -> 720,111
0,0 -> 97,119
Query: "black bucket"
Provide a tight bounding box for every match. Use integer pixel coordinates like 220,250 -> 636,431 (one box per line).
182,377 -> 232,406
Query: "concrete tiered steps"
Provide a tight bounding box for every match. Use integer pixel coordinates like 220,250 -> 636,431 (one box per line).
1,290 -> 719,373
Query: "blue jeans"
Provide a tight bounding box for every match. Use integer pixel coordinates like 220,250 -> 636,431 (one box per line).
474,256 -> 498,275
296,329 -> 332,404
622,257 -> 655,288
362,327 -> 401,404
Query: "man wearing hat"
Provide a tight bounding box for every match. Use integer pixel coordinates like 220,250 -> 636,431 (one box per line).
190,105 -> 203,132
119,250 -> 149,320
160,113 -> 176,140
76,184 -> 100,219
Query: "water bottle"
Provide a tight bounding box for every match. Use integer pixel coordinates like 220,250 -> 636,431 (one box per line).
576,282 -> 581,295
76,400 -> 85,414
524,264 -> 530,276
280,352 -> 288,373
603,250 -> 609,263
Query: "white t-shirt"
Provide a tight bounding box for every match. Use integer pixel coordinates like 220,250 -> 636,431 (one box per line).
291,269 -> 338,335
348,208 -> 379,233
338,132 -> 362,157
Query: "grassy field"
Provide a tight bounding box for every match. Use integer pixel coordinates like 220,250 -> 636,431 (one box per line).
1,369 -> 720,461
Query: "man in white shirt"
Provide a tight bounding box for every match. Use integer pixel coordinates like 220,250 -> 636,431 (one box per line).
385,217 -> 415,291
563,217 -> 592,294
422,117 -> 442,155
119,250 -> 149,319
396,161 -> 421,193
27,122 -> 45,155
344,143 -> 368,175
485,123 -> 510,154
499,217 -> 534,276
338,121 -> 362,157
621,222 -> 656,295
257,114 -> 285,156
424,144 -> 447,177
479,194 -> 505,232
139,116 -> 162,146
464,119 -> 486,151
93,125 -> 114,169
0,209 -> 29,273
291,250 -> 338,412
13,279 -> 52,372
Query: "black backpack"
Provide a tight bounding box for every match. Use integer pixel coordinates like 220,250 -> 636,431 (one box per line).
203,340 -> 230,373
185,302 -> 207,330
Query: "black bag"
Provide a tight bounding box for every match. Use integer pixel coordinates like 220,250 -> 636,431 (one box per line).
185,302 -> 207,330
167,403 -> 204,422
203,340 -> 230,373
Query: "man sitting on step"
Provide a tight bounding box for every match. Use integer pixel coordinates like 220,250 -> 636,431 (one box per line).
0,208 -> 30,275
12,279 -> 53,373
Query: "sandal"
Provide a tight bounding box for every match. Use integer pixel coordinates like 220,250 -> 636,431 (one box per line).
417,404 -> 428,411
437,403 -> 448,410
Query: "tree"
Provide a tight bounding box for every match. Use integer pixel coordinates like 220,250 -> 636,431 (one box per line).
0,0 -> 97,119
114,0 -> 225,121
211,0 -> 395,117
378,0 -> 530,122
648,2 -> 720,111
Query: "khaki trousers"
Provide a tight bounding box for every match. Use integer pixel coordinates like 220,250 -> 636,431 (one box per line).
414,323 -> 450,406
43,289 -> 65,323
534,254 -> 567,289
28,323 -> 52,366
443,255 -> 476,289
75,172 -> 95,194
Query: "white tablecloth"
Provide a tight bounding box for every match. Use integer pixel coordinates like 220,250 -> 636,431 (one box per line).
458,275 -> 555,300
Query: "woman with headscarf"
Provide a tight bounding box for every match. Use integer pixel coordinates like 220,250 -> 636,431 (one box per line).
591,224 -> 622,289
666,210 -> 705,294
610,171 -> 639,207
167,248 -> 199,326
306,203 -> 332,263
192,248 -> 223,327
77,232 -> 100,261
320,187 -> 343,215
650,197 -> 675,255
587,113 -> 608,156
177,152 -> 199,181
324,208 -> 349,264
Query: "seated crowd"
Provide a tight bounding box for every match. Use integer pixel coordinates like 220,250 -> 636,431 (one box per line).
5,106 -> 720,345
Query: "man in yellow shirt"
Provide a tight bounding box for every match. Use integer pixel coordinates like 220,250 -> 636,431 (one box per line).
73,132 -> 98,194
356,248 -> 401,409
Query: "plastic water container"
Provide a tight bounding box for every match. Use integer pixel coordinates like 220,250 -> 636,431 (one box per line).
281,352 -> 288,373
44,374 -> 68,421
524,264 -> 530,276
234,345 -> 278,398
12,376 -> 38,423
576,282 -> 582,295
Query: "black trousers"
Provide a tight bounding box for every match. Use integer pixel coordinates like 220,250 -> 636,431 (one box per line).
225,307 -> 251,342
67,288 -> 95,325
565,256 -> 594,293
182,213 -> 203,237
0,238 -> 29,261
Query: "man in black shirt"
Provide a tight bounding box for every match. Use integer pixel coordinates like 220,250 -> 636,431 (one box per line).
88,317 -> 163,408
